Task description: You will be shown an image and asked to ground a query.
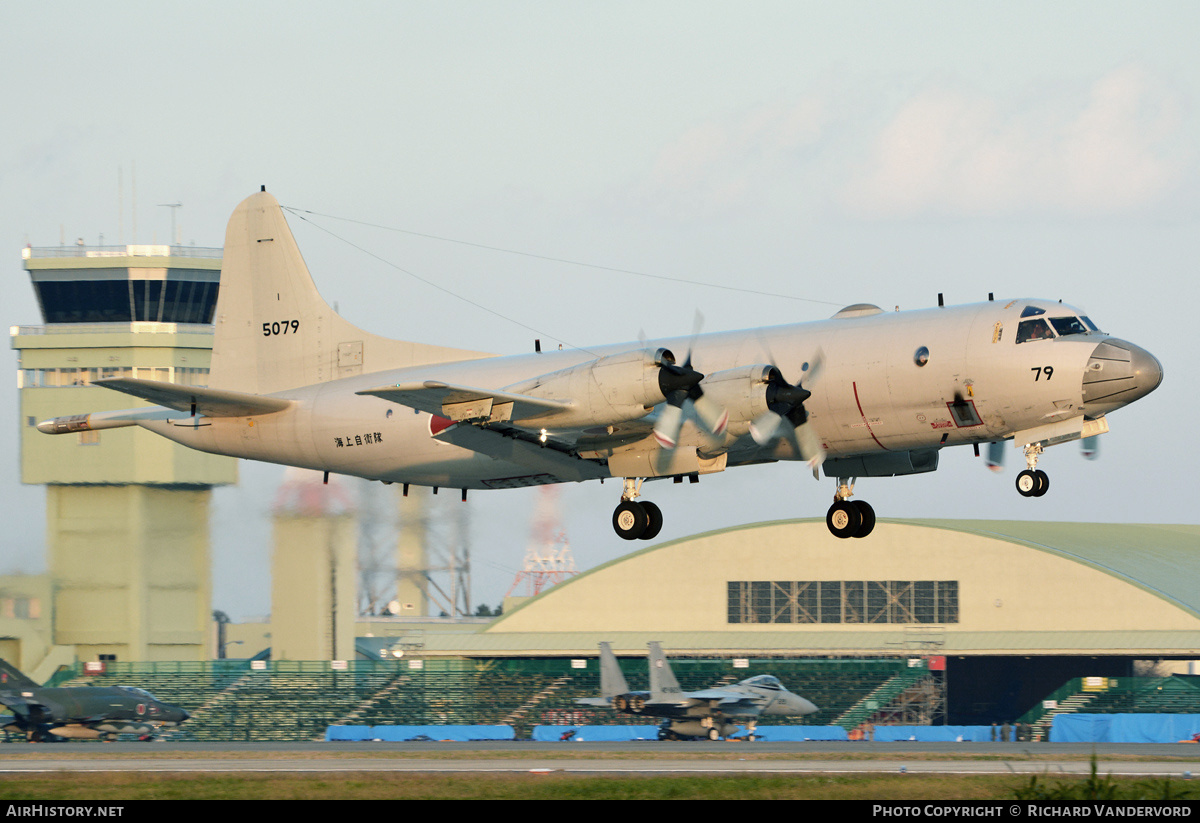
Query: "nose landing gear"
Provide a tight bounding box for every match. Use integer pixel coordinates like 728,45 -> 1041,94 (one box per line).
1015,443 -> 1050,497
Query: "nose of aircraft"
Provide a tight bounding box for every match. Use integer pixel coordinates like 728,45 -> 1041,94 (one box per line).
793,695 -> 819,715
1081,338 -> 1163,417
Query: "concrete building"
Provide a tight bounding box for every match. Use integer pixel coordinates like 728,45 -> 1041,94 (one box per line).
10,244 -> 235,664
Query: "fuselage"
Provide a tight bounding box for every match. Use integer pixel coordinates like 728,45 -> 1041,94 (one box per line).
140,298 -> 1161,489
1,685 -> 189,739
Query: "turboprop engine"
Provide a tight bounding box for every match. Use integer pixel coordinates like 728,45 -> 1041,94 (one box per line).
506,349 -> 676,430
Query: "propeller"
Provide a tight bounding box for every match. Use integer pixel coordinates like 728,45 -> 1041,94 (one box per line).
748,350 -> 825,471
652,350 -> 729,449
650,313 -> 729,451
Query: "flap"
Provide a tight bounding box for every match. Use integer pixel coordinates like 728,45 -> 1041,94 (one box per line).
357,381 -> 572,422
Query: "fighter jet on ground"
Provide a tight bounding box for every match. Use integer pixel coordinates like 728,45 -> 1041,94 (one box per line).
36,189 -> 1163,539
576,642 -> 817,740
0,660 -> 189,742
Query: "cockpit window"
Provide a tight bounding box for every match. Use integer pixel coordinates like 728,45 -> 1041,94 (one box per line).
743,675 -> 782,690
117,686 -> 156,700
1080,316 -> 1100,333
1016,318 -> 1054,343
1050,316 -> 1089,336
1020,306 -> 1046,318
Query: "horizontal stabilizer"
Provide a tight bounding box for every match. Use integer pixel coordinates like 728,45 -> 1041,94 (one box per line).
357,381 -> 572,423
94,378 -> 293,417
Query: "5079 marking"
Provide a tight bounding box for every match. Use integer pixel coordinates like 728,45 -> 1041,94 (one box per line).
263,320 -> 300,336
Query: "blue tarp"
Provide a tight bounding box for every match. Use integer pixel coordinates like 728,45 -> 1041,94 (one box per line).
532,725 -> 661,741
872,725 -> 995,742
531,725 -> 849,741
1051,713 -> 1200,744
325,725 -> 516,742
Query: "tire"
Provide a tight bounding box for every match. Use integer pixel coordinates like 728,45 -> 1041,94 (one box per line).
639,501 -> 663,540
1016,469 -> 1039,497
707,727 -> 721,741
1032,469 -> 1050,497
612,501 -> 648,540
826,500 -> 862,539
852,500 -> 876,538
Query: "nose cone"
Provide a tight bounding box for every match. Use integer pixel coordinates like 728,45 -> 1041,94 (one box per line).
1081,338 -> 1163,417
797,696 -> 818,715
1130,344 -> 1164,397
780,694 -> 818,716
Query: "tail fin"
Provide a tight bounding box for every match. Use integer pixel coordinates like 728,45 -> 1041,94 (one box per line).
209,189 -> 491,395
597,642 -> 630,698
647,642 -> 684,703
0,659 -> 38,689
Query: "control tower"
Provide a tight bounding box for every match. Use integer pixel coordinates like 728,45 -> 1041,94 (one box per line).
11,243 -> 236,662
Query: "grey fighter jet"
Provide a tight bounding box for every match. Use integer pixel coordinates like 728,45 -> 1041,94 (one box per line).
36,190 -> 1163,539
0,660 -> 189,742
576,642 -> 818,740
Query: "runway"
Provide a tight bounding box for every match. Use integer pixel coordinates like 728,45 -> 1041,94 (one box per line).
1,741 -> 1199,777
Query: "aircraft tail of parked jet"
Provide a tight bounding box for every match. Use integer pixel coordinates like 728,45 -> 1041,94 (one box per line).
0,659 -> 38,689
208,188 -> 490,396
647,641 -> 685,704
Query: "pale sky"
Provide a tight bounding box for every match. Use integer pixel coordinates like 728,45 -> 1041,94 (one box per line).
2,2 -> 1197,621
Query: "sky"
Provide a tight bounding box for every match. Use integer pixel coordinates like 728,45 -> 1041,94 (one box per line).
2,2 -> 1197,623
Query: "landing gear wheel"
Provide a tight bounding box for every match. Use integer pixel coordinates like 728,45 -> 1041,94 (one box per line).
613,501 -> 648,540
826,500 -> 863,539
1016,469 -> 1049,497
639,501 -> 663,540
852,500 -> 876,538
707,728 -> 721,741
1033,469 -> 1049,497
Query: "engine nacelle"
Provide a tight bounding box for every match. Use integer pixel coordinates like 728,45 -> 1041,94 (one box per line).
695,365 -> 775,437
506,349 -> 672,429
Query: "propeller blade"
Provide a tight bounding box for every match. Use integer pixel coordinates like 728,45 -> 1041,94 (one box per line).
985,441 -> 1005,473
691,392 -> 729,438
653,402 -> 685,450
1081,435 -> 1100,461
804,348 -> 825,387
749,411 -> 783,446
796,422 -> 824,468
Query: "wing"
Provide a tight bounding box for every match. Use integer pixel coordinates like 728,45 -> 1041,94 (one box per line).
0,692 -> 36,719
681,688 -> 765,715
358,381 -> 646,482
357,381 -> 572,424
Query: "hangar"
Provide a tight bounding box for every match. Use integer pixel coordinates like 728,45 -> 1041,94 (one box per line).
381,518 -> 1200,725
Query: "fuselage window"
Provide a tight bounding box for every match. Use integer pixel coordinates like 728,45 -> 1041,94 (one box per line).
1016,318 -> 1055,343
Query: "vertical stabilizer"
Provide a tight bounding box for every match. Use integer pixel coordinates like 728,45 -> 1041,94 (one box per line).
0,659 -> 38,689
647,642 -> 684,703
209,189 -> 491,395
598,642 -> 629,698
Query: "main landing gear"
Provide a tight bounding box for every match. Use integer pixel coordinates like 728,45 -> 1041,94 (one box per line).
826,478 -> 875,539
1015,443 -> 1050,498
612,478 -> 663,541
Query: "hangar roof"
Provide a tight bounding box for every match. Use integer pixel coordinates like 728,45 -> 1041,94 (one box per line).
901,520 -> 1200,619
385,520 -> 1200,658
